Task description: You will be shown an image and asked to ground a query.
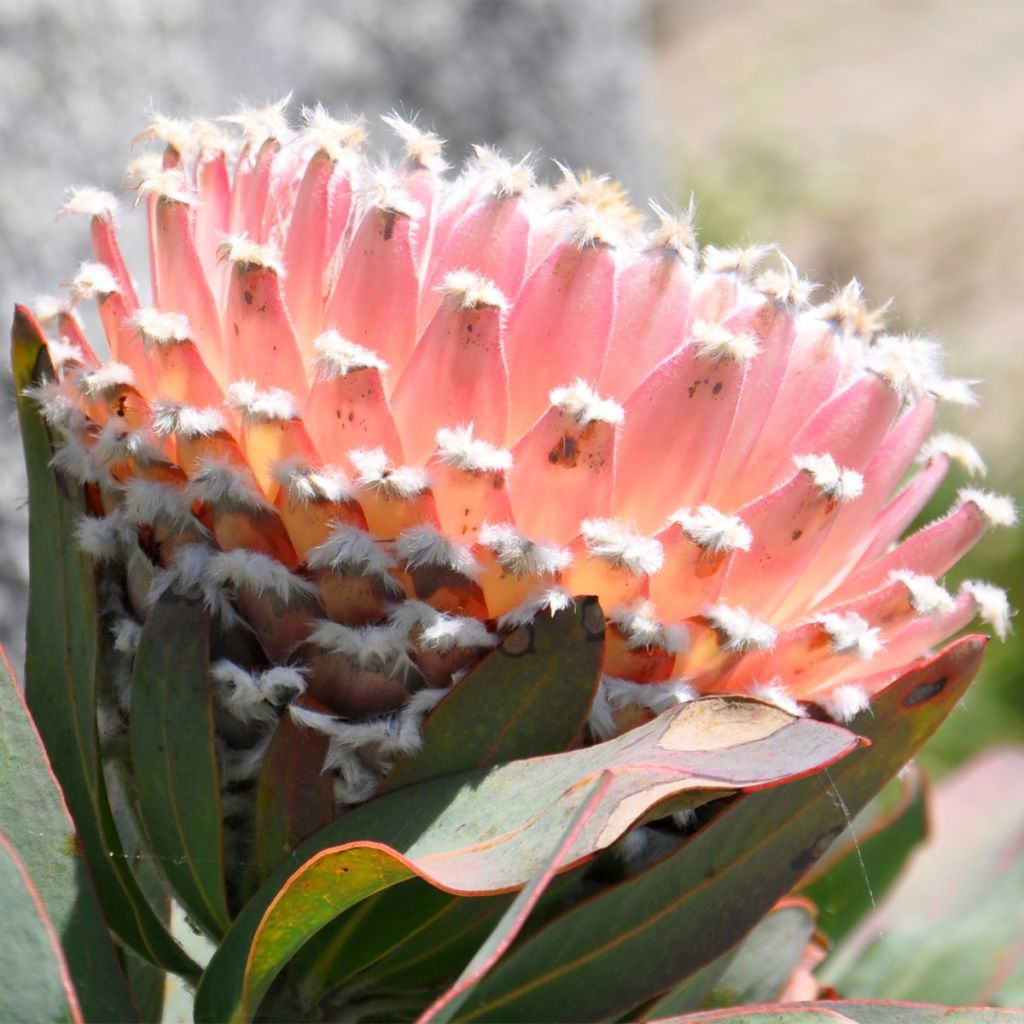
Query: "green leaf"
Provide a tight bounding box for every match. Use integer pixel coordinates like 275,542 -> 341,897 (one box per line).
13,306 -> 199,979
0,645 -> 138,1021
130,588 -> 230,939
825,747 -> 1024,1004
445,636 -> 986,1023
801,766 -> 927,948
253,698 -> 335,885
195,694 -> 857,1022
704,899 -> 817,1006
293,598 -> 604,1000
381,598 -> 605,791
652,1003 -> 1024,1024
0,830 -> 83,1023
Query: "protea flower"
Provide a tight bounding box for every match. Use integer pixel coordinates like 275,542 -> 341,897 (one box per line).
12,100 -> 1016,1021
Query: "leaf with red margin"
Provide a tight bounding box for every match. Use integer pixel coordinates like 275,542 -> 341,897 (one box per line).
12,306 -> 199,979
650,1000 -> 1024,1024
194,694 -> 858,1022
0,646 -> 137,1021
290,598 -> 604,1000
417,773 -> 614,1024
0,830 -> 84,1024
445,637 -> 986,1023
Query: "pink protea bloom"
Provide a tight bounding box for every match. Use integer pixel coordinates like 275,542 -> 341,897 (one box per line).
30,101 -> 1014,800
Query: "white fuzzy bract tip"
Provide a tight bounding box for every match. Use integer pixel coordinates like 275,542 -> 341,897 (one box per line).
435,426 -> 513,474
648,198 -> 697,260
961,580 -> 1013,641
581,519 -> 664,576
756,254 -> 816,307
478,523 -> 572,578
702,244 -> 774,279
816,279 -> 888,340
217,235 -> 285,276
395,525 -> 480,578
78,362 -> 135,397
669,505 -> 753,554
92,421 -> 163,468
226,380 -> 299,424
221,96 -> 292,146
496,588 -> 575,630
608,600 -> 685,653
307,617 -> 413,673
71,262 -> 120,300
151,401 -> 227,439
134,112 -> 194,153
748,682 -> 805,717
364,171 -> 424,220
412,604 -> 498,653
603,675 -> 696,716
206,548 -> 317,604
75,513 -> 136,563
312,330 -> 388,380
306,524 -> 401,589
691,320 -> 761,364
930,377 -> 980,407
272,460 -> 354,504
794,453 -> 864,503
814,612 -> 884,660
957,488 -> 1018,528
565,200 -> 622,250
918,433 -> 986,477
866,333 -> 946,403
132,166 -> 194,206
817,684 -> 871,724
470,145 -> 535,198
130,307 -> 191,348
550,379 -> 624,426
121,480 -> 197,532
888,570 -> 956,616
46,337 -> 87,373
59,187 -> 119,221
704,604 -> 777,653
382,111 -> 446,170
350,448 -> 430,500
300,104 -> 366,161
186,459 -> 272,514
440,270 -> 506,311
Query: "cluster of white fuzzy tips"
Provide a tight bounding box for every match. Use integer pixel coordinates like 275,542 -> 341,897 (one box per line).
30,100 -> 1016,804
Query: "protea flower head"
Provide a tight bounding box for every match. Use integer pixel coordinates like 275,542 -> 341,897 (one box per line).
27,100 -> 1014,810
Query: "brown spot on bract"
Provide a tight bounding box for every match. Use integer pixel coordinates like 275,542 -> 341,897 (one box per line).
791,529 -> 803,541
382,211 -> 396,242
903,676 -> 948,707
712,381 -> 723,396
243,290 -> 253,305
548,434 -> 579,467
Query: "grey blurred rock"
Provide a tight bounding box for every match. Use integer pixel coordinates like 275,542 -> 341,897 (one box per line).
0,0 -> 660,672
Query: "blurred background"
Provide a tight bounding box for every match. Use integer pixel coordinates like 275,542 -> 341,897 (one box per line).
1,0 -> 1020,770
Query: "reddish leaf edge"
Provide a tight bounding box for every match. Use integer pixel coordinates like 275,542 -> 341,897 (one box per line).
0,830 -> 85,1024
651,1000 -> 1024,1024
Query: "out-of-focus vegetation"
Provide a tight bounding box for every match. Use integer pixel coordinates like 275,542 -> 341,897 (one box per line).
651,1 -> 1024,772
